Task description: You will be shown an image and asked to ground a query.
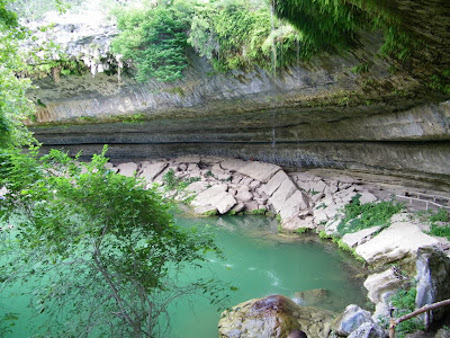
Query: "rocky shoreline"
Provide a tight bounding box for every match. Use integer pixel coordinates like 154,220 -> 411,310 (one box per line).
109,155 -> 450,338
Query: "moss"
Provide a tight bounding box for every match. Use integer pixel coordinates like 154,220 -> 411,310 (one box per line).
251,208 -> 267,215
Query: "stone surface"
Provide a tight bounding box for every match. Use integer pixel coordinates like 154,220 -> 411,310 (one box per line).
279,190 -> 309,220
216,194 -> 237,214
292,288 -> 328,307
347,322 -> 387,338
140,161 -> 168,181
237,161 -> 281,183
363,268 -> 407,304
415,247 -> 450,323
218,295 -> 334,338
342,226 -> 381,248
332,304 -> 373,336
269,178 -> 298,214
263,170 -> 290,197
355,222 -> 441,266
117,162 -> 138,177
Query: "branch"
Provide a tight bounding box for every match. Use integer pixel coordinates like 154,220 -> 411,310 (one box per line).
389,299 -> 450,338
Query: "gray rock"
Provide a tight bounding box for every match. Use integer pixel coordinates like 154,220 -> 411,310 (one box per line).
332,304 -> 373,336
191,185 -> 227,207
194,204 -> 217,215
359,191 -> 378,204
415,247 -> 450,323
293,288 -> 329,306
185,181 -> 209,194
347,322 -> 387,338
220,159 -> 247,172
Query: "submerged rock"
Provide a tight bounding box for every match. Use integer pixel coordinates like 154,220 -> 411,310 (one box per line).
218,295 -> 334,338
292,288 -> 329,306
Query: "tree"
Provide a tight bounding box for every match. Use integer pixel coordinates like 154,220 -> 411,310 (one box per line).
0,146 -> 226,337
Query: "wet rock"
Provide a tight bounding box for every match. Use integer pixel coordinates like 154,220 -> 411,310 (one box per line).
342,226 -> 381,248
117,162 -> 138,177
292,288 -> 328,306
218,295 -> 334,338
355,222 -> 440,266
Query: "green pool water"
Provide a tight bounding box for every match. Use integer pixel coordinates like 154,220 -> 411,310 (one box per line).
1,215 -> 368,337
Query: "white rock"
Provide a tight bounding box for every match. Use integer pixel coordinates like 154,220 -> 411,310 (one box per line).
235,186 -> 253,203
363,268 -> 407,304
342,226 -> 381,248
194,205 -> 217,215
237,161 -> 281,183
216,194 -> 237,214
140,161 -> 168,182
359,191 -> 378,204
187,163 -> 199,172
117,162 -> 138,177
191,185 -> 227,207
355,222 -> 440,265
269,178 -> 297,213
185,181 -> 209,195
279,190 -> 309,220
262,170 -> 290,197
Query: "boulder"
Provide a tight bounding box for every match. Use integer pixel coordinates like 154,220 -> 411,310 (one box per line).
355,222 -> 440,266
347,322 -> 387,338
279,190 -> 310,220
358,191 -> 378,204
332,304 -> 373,336
235,186 -> 253,203
191,185 -> 236,214
216,194 -> 237,214
263,170 -> 290,197
218,295 -> 334,338
238,161 -> 281,183
185,181 -> 209,194
415,247 -> 450,323
292,288 -> 328,306
269,178 -> 297,213
117,162 -> 138,177
282,216 -> 315,231
342,226 -> 381,248
194,204 -> 217,215
220,159 -> 247,172
140,161 -> 168,182
363,268 -> 407,304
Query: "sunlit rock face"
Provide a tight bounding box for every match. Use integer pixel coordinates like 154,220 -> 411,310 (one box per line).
27,2 -> 450,190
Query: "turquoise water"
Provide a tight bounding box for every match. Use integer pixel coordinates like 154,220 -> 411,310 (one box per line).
1,215 -> 367,337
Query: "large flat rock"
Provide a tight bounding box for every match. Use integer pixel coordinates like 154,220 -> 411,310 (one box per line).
238,161 -> 281,183
117,162 -> 138,177
262,170 -> 290,197
355,222 -> 440,266
139,161 -> 168,181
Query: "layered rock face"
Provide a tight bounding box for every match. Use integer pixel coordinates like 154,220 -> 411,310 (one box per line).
27,2 -> 450,190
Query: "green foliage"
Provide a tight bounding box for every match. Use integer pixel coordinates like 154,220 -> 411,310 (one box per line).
390,285 -> 424,337
296,227 -> 309,234
189,0 -> 302,73
0,3 -> 35,147
337,194 -> 404,235
274,0 -> 418,63
424,208 -> 450,240
351,62 -> 370,74
428,69 -> 450,95
318,230 -> 332,239
0,146 -> 225,336
251,208 -> 267,215
162,169 -> 200,192
112,2 -> 191,82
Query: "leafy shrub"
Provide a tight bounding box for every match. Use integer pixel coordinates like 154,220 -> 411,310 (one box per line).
390,285 -> 424,337
337,194 -> 404,235
112,2 -> 192,82
424,208 -> 450,240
